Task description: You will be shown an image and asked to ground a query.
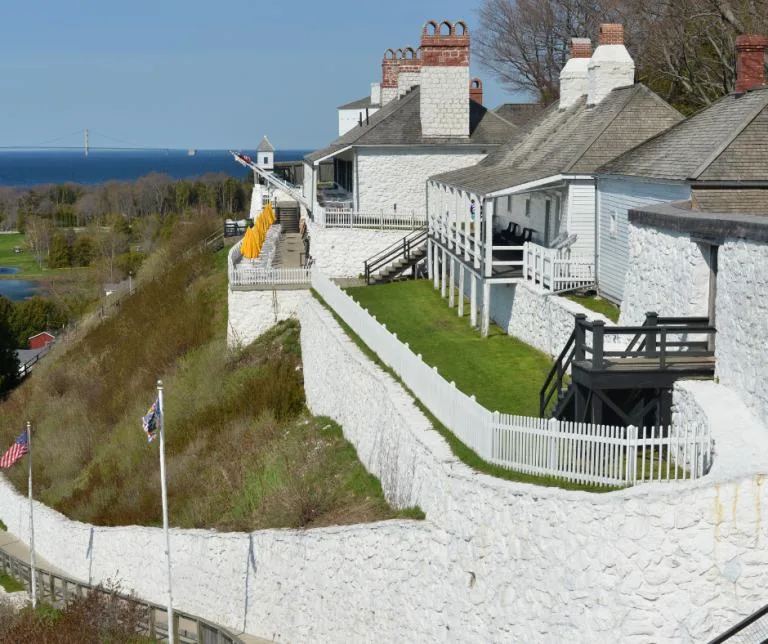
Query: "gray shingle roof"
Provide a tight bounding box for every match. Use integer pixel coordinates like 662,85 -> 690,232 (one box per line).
692,188 -> 768,214
431,84 -> 682,194
305,87 -> 518,164
600,87 -> 768,180
338,96 -> 376,110
493,103 -> 545,128
257,136 -> 275,152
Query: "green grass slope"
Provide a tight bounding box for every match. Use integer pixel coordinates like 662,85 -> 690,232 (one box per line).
0,225 -> 413,530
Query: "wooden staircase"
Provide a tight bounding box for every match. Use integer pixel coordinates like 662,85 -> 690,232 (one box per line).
276,204 -> 300,233
364,229 -> 427,285
541,313 -> 716,427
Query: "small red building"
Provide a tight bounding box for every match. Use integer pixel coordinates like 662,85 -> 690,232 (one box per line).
28,332 -> 55,350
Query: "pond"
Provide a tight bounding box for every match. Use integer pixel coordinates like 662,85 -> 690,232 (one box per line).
0,267 -> 38,301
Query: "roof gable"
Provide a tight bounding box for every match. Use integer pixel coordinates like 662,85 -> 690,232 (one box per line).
698,106 -> 768,181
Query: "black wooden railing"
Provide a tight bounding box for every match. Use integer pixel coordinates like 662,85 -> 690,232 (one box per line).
363,228 -> 427,284
540,312 -> 717,416
708,602 -> 768,643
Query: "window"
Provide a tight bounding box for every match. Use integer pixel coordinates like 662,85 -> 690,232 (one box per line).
507,195 -> 512,212
263,156 -> 269,165
610,211 -> 618,238
525,198 -> 531,217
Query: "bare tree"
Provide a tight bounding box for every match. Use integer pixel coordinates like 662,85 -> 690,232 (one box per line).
25,216 -> 54,268
477,0 -> 768,111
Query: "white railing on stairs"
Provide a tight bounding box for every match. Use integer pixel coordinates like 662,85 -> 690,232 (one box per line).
312,268 -> 712,487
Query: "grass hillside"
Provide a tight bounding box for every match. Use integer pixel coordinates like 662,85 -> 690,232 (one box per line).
0,221 -> 413,530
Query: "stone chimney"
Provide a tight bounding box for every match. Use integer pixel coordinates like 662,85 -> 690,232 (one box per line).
420,20 -> 471,138
371,81 -> 381,106
735,35 -> 768,92
381,49 -> 400,105
470,78 -> 483,105
397,47 -> 422,96
587,24 -> 635,106
559,38 -> 591,110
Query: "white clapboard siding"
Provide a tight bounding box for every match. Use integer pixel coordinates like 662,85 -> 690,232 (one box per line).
312,268 -> 712,487
597,177 -> 690,305
566,180 -> 596,259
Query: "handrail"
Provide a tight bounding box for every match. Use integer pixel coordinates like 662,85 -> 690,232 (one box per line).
0,547 -> 247,643
364,228 -> 428,284
539,315 -> 582,416
708,602 -> 768,643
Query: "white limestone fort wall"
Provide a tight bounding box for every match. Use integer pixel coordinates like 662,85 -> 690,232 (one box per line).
715,238 -> 768,423
619,221 -> 710,326
305,219 -> 405,278
2,298 -> 768,642
227,289 -> 309,348
356,149 -> 485,215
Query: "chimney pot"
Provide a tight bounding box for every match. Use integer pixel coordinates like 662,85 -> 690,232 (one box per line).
735,34 -> 768,92
570,38 -> 592,59
470,78 -> 483,105
598,23 -> 624,46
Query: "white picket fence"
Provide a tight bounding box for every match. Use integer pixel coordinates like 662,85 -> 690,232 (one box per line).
227,225 -> 311,287
312,269 -> 712,487
522,242 -> 595,293
316,206 -> 427,230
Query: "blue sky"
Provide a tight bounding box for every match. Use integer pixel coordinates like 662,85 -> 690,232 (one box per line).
0,0 -> 528,151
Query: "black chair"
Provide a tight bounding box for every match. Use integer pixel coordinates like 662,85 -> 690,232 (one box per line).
493,222 -> 513,246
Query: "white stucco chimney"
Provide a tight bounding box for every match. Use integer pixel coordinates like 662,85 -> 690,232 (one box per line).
587,24 -> 635,106
559,38 -> 591,110
420,20 -> 470,138
371,82 -> 382,106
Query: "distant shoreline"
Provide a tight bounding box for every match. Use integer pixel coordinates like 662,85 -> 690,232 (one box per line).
0,149 -> 311,188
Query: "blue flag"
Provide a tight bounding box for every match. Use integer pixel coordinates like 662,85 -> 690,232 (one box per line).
141,399 -> 160,443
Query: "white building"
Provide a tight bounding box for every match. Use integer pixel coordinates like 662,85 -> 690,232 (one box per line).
337,84 -> 381,136
256,135 -> 274,171
426,25 -> 683,335
596,35 -> 768,305
302,20 -> 518,218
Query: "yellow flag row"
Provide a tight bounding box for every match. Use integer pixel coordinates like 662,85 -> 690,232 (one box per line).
241,203 -> 276,259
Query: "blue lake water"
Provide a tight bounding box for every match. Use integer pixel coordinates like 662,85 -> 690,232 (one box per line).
0,149 -> 311,187
0,279 -> 38,301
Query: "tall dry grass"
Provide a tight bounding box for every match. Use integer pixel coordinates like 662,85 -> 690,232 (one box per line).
0,219 -> 419,530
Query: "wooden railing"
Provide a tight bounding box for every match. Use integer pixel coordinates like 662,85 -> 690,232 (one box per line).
522,242 -> 595,293
363,228 -> 428,284
0,548 -> 246,643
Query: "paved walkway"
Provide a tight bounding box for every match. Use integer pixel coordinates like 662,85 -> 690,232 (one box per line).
0,530 -> 272,643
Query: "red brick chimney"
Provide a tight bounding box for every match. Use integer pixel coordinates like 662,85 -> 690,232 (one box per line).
397,47 -> 422,96
381,49 -> 400,105
735,35 -> 768,92
598,23 -> 624,46
469,78 -> 483,105
571,37 -> 592,59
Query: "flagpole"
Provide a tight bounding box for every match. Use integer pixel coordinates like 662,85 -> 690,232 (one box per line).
157,380 -> 174,644
27,420 -> 37,609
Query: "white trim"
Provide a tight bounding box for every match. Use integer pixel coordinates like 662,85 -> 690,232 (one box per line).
486,174 -> 565,198
312,145 -> 353,166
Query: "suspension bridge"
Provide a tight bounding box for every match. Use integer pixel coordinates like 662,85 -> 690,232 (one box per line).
0,129 -> 189,154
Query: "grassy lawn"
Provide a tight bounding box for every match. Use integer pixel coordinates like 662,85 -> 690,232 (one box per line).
346,280 -> 553,417
0,572 -> 24,593
566,293 -> 620,323
0,233 -> 44,277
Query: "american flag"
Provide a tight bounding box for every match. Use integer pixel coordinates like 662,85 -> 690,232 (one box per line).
142,399 -> 160,443
0,431 -> 29,469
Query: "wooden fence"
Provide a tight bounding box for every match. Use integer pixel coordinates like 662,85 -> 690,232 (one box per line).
312,269 -> 713,487
0,548 -> 245,643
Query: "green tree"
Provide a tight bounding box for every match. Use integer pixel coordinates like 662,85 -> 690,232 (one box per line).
72,235 -> 95,266
10,297 -> 68,347
48,231 -> 72,268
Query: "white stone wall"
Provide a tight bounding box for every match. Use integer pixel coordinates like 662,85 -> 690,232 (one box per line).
302,162 -> 314,206
559,56 -> 590,109
357,149 -> 485,215
420,66 -> 470,137
619,222 -> 709,326
2,298 -> 768,643
715,238 -> 768,423
489,281 -> 615,359
227,289 -> 310,348
381,86 -> 398,105
338,106 -> 380,137
305,220 -> 406,278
